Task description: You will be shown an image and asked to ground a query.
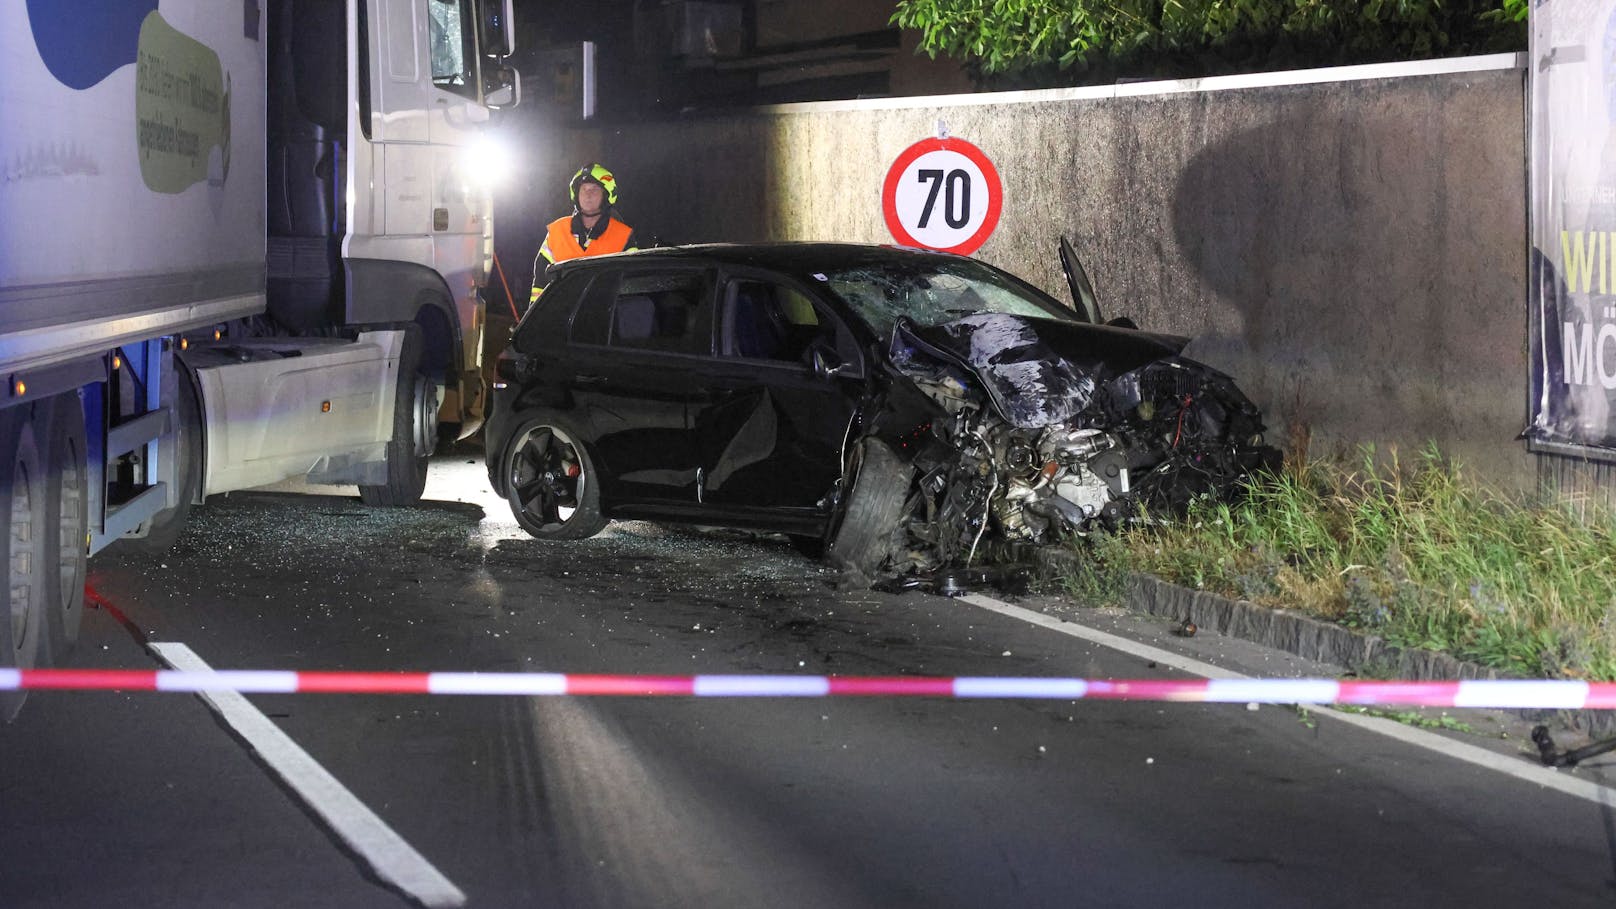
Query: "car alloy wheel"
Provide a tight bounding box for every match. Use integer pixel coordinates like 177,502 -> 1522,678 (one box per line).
504,416 -> 607,540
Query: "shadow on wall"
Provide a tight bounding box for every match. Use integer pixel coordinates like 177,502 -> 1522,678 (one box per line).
1168,97 -> 1526,472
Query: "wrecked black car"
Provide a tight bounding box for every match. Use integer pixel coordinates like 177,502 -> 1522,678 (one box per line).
486,242 -> 1277,579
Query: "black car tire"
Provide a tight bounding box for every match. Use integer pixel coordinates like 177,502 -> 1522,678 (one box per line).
826,439 -> 913,576
503,413 -> 607,540
359,329 -> 431,507
1,405 -> 48,721
44,392 -> 87,658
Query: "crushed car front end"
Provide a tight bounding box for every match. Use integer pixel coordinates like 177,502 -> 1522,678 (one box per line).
878,315 -> 1278,574
814,255 -> 1280,578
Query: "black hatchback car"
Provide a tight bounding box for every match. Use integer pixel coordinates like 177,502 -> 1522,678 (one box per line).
486,243 -> 1275,577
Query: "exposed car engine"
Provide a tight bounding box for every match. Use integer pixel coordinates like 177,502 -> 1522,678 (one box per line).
885,313 -> 1278,574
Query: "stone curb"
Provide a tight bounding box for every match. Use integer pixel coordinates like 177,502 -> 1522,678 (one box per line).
1125,574 -> 1508,683
1031,549 -> 1615,739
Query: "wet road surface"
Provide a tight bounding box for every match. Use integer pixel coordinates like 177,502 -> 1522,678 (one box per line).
4,448 -> 1616,907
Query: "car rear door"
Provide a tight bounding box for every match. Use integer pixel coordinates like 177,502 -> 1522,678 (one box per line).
694,269 -> 865,519
564,265 -> 715,511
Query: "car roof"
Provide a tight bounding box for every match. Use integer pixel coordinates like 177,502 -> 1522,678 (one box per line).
549,242 -> 971,277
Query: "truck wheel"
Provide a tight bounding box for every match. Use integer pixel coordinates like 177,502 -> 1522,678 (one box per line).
359,331 -> 432,506
44,392 -> 87,657
1,405 -> 49,720
125,363 -> 202,554
502,413 -> 607,540
825,439 -> 914,577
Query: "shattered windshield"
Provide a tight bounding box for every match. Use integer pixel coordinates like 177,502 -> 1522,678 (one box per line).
819,259 -> 1073,336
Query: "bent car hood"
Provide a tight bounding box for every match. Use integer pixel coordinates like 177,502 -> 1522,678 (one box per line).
893,313 -> 1189,429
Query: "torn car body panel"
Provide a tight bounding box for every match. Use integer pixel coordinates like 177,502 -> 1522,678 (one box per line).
895,312 -> 1189,429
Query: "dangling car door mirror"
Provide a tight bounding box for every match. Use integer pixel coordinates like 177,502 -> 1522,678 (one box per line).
1059,235 -> 1102,324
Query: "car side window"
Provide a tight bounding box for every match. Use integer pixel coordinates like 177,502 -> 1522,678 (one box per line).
719,278 -> 858,371
608,272 -> 710,355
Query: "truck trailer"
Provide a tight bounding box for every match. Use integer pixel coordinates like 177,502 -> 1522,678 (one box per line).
0,0 -> 519,716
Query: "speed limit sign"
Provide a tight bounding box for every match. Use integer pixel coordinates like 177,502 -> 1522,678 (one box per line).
882,136 -> 1003,255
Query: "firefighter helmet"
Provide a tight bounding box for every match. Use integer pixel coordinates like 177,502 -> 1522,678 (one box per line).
569,163 -> 619,207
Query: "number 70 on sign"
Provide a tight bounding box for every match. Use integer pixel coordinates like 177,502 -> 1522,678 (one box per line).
882,136 -> 1003,256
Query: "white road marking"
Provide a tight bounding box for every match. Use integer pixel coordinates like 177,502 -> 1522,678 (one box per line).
150,642 -> 466,909
959,594 -> 1616,808
960,594 -> 1244,679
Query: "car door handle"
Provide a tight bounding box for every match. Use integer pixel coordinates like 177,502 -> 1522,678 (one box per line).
575,374 -> 607,385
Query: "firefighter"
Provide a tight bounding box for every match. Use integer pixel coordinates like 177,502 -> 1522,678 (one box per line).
529,163 -> 638,306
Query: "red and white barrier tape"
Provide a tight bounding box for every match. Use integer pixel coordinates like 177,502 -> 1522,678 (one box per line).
3,668 -> 1614,708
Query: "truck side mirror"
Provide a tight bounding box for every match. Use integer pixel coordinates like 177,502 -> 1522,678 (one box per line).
479,0 -> 516,58
484,66 -> 520,109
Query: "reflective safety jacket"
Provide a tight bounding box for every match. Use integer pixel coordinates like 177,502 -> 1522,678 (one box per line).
544,215 -> 633,262
530,215 -> 636,304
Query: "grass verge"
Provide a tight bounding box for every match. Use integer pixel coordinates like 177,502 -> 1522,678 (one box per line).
1059,444 -> 1616,681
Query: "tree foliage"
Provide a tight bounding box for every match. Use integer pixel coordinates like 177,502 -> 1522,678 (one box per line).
891,0 -> 1528,87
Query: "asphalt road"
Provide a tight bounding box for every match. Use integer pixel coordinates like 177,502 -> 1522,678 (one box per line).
4,448 -> 1616,908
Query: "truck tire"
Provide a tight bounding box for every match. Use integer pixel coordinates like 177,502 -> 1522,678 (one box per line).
359,330 -> 432,506
1,405 -> 49,720
825,439 -> 913,577
44,392 -> 87,658
125,363 -> 202,554
501,412 -> 607,540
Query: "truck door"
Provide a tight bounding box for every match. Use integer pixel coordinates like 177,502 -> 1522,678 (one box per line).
367,0 -> 437,239
421,0 -> 489,386
361,0 -> 492,413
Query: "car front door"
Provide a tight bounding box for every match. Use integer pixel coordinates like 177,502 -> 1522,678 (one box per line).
694,271 -> 865,520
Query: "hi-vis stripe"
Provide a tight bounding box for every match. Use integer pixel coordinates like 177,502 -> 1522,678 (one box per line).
6,669 -> 1616,708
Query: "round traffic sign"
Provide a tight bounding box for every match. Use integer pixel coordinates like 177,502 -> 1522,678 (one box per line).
882,137 -> 1003,255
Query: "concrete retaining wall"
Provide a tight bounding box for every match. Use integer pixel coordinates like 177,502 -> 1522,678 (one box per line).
502,55 -> 1532,489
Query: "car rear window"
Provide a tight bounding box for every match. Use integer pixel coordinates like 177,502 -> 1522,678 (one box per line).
513,270 -> 596,352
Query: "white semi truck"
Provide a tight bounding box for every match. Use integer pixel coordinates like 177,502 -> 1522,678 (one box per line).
0,0 -> 519,714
